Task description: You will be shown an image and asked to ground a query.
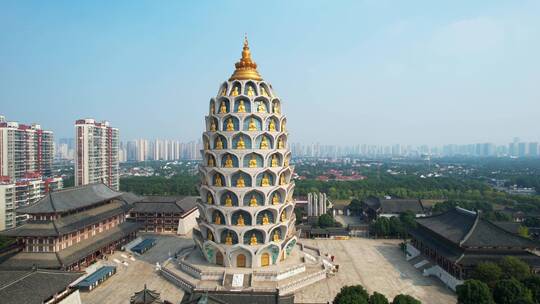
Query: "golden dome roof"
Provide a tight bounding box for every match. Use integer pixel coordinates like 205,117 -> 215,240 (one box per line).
229,36 -> 263,81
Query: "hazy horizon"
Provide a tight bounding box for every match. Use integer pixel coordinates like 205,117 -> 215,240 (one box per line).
1,1 -> 539,146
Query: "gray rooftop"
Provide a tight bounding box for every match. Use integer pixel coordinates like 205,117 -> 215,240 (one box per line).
17,183 -> 122,214
131,196 -> 199,215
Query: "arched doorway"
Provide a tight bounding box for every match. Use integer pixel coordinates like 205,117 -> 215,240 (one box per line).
261,253 -> 270,267
237,254 -> 246,267
216,251 -> 224,266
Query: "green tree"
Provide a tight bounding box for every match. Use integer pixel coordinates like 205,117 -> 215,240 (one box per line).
522,275 -> 540,303
493,279 -> 533,304
399,211 -> 417,230
318,214 -> 335,228
391,294 -> 421,304
369,292 -> 389,304
499,256 -> 530,281
371,217 -> 390,238
518,226 -> 529,238
456,280 -> 493,304
334,285 -> 369,304
471,262 -> 503,287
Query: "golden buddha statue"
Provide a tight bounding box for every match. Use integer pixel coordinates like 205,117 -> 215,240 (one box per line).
257,102 -> 266,113
273,103 -> 280,114
272,193 -> 279,205
237,214 -> 245,226
281,121 -> 286,132
279,174 -> 286,185
250,233 -> 257,245
224,155 -> 233,168
214,213 -> 221,225
277,138 -> 284,149
261,87 -> 269,97
281,212 -> 286,222
204,141 -> 209,150
238,100 -> 246,113
236,175 -> 245,188
231,86 -> 239,97
207,193 -> 213,204
284,158 -> 289,167
215,137 -> 223,149
273,231 -> 280,242
210,103 -> 215,114
271,155 -> 278,167
220,87 -> 227,96
261,174 -> 270,186
260,137 -> 269,149
249,155 -> 257,168
268,120 -> 276,131
208,232 -> 213,241
248,118 -> 257,131
262,213 -> 270,225
249,195 -> 258,207
210,120 -> 217,132
236,136 -> 245,149
247,86 -> 255,97
219,101 -> 227,114
226,118 -> 234,131
225,232 -> 233,245
215,175 -> 223,186
208,157 -> 215,167
225,194 -> 233,206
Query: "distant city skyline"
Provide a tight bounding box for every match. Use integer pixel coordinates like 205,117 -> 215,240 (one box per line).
2,1 -> 540,145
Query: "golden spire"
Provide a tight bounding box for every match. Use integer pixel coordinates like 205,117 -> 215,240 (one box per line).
229,35 -> 263,81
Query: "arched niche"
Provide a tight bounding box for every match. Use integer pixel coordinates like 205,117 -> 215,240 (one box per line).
205,153 -> 216,167
220,229 -> 239,245
229,81 -> 242,97
259,82 -> 272,98
271,98 -> 281,114
269,225 -> 286,243
202,135 -> 210,150
256,170 -> 275,187
208,116 -> 218,132
230,247 -> 252,268
269,189 -> 284,205
243,115 -> 262,132
258,244 -> 280,266
206,229 -> 215,242
234,97 -> 251,113
243,152 -> 263,168
220,191 -> 239,207
284,238 -> 297,257
276,134 -> 286,150
243,190 -> 264,207
254,97 -> 269,113
283,152 -> 291,167
211,209 -> 226,225
220,153 -> 238,168
232,133 -> 252,150
213,134 -> 227,150
218,83 -> 228,96
256,209 -> 275,225
232,210 -> 252,226
209,99 -> 216,115
245,81 -> 258,97
267,152 -> 282,168
266,116 -> 279,132
222,115 -> 240,132
280,118 -> 287,133
243,229 -> 264,246
255,133 -> 273,150
217,97 -> 230,114
232,171 -> 252,188
212,171 -> 226,187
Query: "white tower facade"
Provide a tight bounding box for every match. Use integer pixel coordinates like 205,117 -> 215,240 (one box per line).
193,38 -> 297,268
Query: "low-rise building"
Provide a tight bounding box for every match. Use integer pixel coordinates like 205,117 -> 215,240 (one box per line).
0,183 -> 140,270
128,196 -> 199,235
361,196 -> 426,220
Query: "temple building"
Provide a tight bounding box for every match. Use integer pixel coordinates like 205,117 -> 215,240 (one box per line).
407,207 -> 540,290
0,183 -> 140,270
193,36 -> 297,268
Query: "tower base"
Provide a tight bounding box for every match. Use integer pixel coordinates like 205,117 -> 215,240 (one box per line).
158,242 -> 335,300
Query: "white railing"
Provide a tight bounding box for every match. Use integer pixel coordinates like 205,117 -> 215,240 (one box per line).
278,269 -> 327,295
406,243 -> 421,261
423,265 -> 463,291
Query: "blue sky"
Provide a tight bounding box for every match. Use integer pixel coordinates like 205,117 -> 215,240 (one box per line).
1,0 -> 539,145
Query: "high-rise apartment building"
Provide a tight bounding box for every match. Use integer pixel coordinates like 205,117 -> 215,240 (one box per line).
0,116 -> 54,180
75,119 -> 119,190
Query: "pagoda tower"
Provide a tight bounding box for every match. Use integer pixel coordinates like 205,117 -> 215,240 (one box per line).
194,37 -> 297,268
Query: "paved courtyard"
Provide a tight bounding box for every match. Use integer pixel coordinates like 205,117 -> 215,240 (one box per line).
295,238 -> 457,304
80,234 -> 194,304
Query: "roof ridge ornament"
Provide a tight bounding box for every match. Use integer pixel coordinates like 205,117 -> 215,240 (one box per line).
229,35 -> 263,81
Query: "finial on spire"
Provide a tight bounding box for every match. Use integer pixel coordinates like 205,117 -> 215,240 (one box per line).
229,35 -> 262,81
